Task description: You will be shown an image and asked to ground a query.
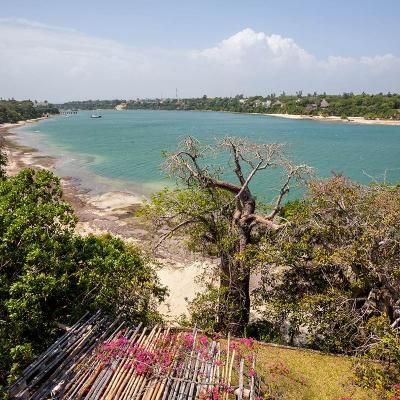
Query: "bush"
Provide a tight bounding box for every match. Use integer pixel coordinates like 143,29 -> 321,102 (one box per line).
0,167 -> 166,387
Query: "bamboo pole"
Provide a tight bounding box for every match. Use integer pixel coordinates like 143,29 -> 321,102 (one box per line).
127,327 -> 164,400
159,332 -> 185,400
194,351 -> 207,399
224,349 -> 235,400
75,322 -> 130,399
89,324 -> 142,399
176,328 -> 197,400
117,326 -> 153,399
200,340 -> 216,397
60,317 -> 115,398
238,358 -> 244,400
103,326 -> 151,399
215,345 -> 221,398
85,324 -> 142,400
29,312 -> 101,395
187,351 -> 201,400
144,327 -> 173,400
61,317 -> 124,399
223,333 -> 230,385
118,326 -> 161,400
21,311 -> 90,381
142,328 -> 169,400
152,332 -> 183,400
32,315 -> 105,400
249,353 -> 256,400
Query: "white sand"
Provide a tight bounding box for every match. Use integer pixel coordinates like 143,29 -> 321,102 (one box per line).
266,113 -> 305,120
157,261 -> 207,320
88,191 -> 143,213
266,113 -> 400,125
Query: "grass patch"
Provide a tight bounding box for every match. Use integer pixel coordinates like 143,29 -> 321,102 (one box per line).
253,343 -> 379,400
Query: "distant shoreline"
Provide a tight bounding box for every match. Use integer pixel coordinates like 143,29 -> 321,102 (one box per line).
193,109 -> 400,125
263,113 -> 400,126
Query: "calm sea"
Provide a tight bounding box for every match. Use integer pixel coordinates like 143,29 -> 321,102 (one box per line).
14,110 -> 400,201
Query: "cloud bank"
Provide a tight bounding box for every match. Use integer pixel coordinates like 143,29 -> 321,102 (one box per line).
1,19 -> 399,101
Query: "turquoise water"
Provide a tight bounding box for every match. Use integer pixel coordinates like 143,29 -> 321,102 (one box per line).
15,110 -> 400,200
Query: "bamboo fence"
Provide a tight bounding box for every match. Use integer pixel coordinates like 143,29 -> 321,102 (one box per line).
10,313 -> 261,399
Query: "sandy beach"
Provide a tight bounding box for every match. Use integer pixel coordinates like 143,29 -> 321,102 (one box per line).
0,119 -> 216,322
265,113 -> 400,125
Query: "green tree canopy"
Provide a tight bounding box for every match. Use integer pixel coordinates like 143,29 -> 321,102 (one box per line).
0,168 -> 166,388
254,176 -> 400,353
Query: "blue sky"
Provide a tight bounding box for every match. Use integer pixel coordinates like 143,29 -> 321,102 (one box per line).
1,0 -> 400,100
4,0 -> 400,56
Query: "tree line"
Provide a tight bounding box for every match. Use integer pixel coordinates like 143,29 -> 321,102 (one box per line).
59,93 -> 400,120
0,100 -> 59,124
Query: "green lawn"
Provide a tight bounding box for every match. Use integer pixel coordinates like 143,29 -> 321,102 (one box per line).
253,343 -> 378,400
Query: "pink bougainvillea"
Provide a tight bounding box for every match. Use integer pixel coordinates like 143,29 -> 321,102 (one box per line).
94,331 -> 266,398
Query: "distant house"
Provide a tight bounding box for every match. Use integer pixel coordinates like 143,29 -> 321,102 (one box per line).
273,100 -> 283,108
239,98 -> 248,104
320,99 -> 330,108
115,102 -> 127,111
33,101 -> 48,108
306,103 -> 318,111
262,100 -> 272,108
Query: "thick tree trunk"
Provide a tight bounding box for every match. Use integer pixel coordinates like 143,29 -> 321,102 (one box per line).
216,228 -> 251,336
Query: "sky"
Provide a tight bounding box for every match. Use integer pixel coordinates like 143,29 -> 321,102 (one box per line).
1,0 -> 400,102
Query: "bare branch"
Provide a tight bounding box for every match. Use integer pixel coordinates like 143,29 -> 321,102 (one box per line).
154,219 -> 195,249
266,163 -> 314,220
226,138 -> 246,186
235,160 -> 263,200
245,214 -> 283,230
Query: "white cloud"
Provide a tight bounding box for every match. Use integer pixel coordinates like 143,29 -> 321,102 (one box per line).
0,20 -> 399,101
192,28 -> 313,66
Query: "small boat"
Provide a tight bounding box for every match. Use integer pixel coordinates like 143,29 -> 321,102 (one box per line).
91,114 -> 102,118
34,130 -> 40,133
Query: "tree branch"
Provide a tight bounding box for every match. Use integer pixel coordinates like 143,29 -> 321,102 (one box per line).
235,160 -> 263,200
245,214 -> 283,230
154,219 -> 195,249
227,139 -> 246,186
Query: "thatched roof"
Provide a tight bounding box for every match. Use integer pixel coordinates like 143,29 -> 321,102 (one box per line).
320,99 -> 330,108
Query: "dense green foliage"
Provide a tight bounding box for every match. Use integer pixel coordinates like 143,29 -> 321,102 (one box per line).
0,99 -> 59,124
0,166 -> 166,389
143,187 -> 233,256
58,99 -> 124,110
255,177 -> 400,350
58,93 -> 400,119
251,177 -> 400,394
127,93 -> 400,119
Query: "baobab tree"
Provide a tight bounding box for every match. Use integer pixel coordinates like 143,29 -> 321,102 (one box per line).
145,136 -> 312,335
